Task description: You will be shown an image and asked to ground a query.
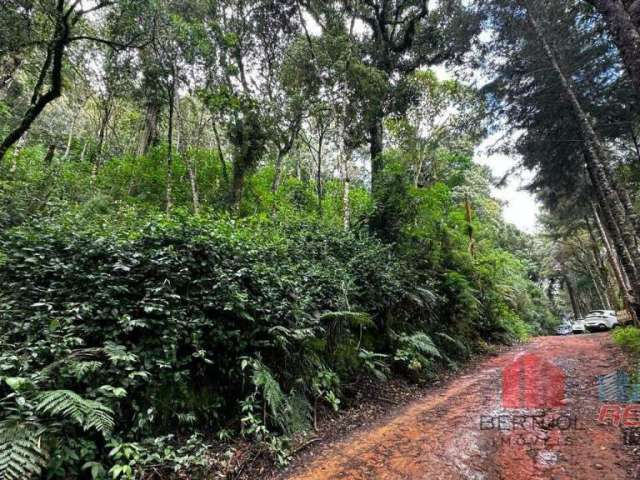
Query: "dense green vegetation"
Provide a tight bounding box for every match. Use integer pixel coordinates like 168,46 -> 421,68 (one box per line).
0,146 -> 554,479
613,327 -> 640,359
1,0 -> 640,478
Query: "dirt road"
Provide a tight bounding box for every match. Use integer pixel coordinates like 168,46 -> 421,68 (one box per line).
284,334 -> 639,480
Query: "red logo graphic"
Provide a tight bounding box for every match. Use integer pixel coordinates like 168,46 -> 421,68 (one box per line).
502,353 -> 565,408
597,404 -> 640,427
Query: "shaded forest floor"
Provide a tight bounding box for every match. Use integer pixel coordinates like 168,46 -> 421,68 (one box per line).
267,334 -> 639,480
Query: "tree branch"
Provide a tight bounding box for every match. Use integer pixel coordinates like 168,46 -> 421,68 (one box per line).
68,35 -> 151,50
391,0 -> 428,53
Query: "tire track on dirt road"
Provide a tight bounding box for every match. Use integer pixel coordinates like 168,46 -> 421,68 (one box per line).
283,334 -> 637,480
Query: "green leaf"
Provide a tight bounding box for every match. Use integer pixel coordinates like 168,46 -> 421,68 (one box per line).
4,377 -> 35,392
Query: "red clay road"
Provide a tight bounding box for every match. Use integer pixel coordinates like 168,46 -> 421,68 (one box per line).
284,334 -> 639,480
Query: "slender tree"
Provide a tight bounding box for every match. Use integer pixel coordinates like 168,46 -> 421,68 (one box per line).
584,0 -> 640,97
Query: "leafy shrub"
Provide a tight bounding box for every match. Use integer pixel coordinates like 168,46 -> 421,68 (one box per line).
0,214 -> 437,477
0,359 -> 117,480
0,162 -> 554,477
613,327 -> 640,358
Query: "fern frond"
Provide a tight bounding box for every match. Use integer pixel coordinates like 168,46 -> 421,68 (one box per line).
283,390 -> 312,434
35,390 -> 114,435
435,332 -> 469,354
36,348 -> 103,381
82,400 -> 115,434
405,287 -> 439,310
268,325 -> 317,342
267,326 -> 318,354
404,333 -> 442,358
319,311 -> 374,328
251,363 -> 285,418
0,428 -> 49,480
176,412 -> 197,426
68,361 -> 103,381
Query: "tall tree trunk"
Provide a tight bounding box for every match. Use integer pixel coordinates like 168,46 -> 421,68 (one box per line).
91,97 -> 112,183
585,0 -> 640,98
631,126 -> 640,164
177,108 -> 200,215
578,295 -> 592,315
316,131 -> 325,215
525,1 -> 640,301
586,215 -> 621,307
79,141 -> 88,163
589,163 -> 640,325
369,116 -> 384,196
342,147 -> 352,231
271,117 -> 301,193
271,150 -> 286,194
43,144 -> 56,166
136,102 -> 160,157
593,202 -> 638,319
564,275 -> 582,320
343,177 -> 351,231
464,196 -> 476,257
414,158 -> 423,188
230,168 -> 245,211
530,0 -> 640,319
185,153 -> 200,215
63,116 -> 76,160
212,121 -> 229,185
587,156 -> 640,287
587,159 -> 640,293
599,154 -> 640,240
166,74 -> 176,214
9,133 -> 27,174
588,263 -> 611,309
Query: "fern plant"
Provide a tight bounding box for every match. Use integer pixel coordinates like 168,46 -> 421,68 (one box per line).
240,357 -> 311,439
358,349 -> 390,381
35,390 -> 115,434
393,332 -> 442,373
0,387 -> 114,480
435,332 -> 469,357
0,359 -> 116,480
320,310 -> 374,356
0,423 -> 48,480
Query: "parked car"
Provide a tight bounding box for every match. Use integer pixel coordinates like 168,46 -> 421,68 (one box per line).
555,323 -> 573,335
584,310 -> 618,331
572,318 -> 586,334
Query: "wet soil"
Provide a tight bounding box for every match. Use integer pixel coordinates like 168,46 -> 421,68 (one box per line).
281,334 -> 640,480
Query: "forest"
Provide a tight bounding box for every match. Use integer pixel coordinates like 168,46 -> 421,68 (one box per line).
1,0 -> 640,479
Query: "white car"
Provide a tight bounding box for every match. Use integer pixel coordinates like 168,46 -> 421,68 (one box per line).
584,310 -> 618,331
572,319 -> 586,334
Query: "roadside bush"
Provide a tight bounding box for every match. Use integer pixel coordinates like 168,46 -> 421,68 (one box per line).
0,215 -> 440,478
0,168 -> 553,477
613,326 -> 640,358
